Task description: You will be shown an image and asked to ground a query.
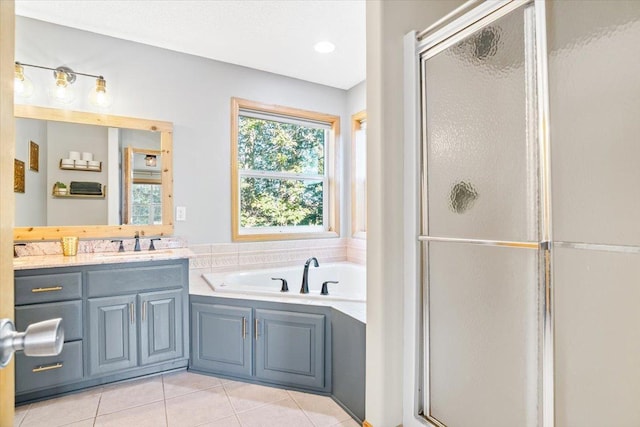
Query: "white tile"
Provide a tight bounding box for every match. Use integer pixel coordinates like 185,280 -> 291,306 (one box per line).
331,418 -> 361,427
59,419 -> 95,427
94,401 -> 166,427
14,404 -> 30,427
288,391 -> 352,426
21,391 -> 101,427
162,371 -> 223,399
197,415 -> 241,427
211,252 -> 239,267
236,397 -> 314,427
189,244 -> 213,254
165,386 -> 234,427
98,376 -> 164,415
190,254 -> 214,270
223,380 -> 289,413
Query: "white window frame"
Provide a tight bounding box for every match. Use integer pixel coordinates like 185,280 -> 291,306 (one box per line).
230,97 -> 340,242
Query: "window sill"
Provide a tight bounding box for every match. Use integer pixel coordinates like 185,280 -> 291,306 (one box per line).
232,230 -> 339,242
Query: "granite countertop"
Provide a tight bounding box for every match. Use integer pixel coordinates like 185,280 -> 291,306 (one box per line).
14,248 -> 194,270
189,271 -> 366,324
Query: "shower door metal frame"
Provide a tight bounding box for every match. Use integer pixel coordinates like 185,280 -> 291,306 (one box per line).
410,1 -> 554,426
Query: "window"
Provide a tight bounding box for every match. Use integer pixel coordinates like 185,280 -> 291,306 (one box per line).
131,183 -> 162,225
351,111 -> 367,238
231,98 -> 340,241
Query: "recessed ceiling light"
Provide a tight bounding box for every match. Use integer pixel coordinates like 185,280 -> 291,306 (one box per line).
314,41 -> 335,53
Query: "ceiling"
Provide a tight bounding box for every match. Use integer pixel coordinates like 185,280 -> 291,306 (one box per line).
15,0 -> 366,90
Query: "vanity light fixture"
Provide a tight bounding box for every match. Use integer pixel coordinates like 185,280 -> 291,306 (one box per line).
145,154 -> 157,167
14,63 -> 34,98
14,62 -> 112,107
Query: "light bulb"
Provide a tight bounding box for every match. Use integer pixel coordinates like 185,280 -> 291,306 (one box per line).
88,76 -> 112,108
48,70 -> 75,104
314,41 -> 335,53
14,63 -> 34,98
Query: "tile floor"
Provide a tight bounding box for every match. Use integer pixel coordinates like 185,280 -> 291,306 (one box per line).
13,371 -> 360,427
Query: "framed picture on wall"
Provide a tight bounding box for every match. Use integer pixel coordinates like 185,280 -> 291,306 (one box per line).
29,140 -> 39,171
14,159 -> 25,193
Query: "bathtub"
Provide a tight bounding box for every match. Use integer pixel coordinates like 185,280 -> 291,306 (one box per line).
202,262 -> 366,302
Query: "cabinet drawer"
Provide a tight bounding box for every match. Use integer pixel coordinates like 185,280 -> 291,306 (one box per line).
87,263 -> 185,297
15,300 -> 83,342
15,273 -> 82,305
15,340 -> 83,394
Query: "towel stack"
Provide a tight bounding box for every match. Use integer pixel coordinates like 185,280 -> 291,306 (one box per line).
70,181 -> 102,195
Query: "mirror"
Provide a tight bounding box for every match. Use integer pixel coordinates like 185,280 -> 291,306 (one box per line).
124,147 -> 163,225
14,105 -> 173,241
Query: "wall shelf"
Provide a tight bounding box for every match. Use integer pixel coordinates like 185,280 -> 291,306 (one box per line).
59,159 -> 102,172
52,186 -> 106,199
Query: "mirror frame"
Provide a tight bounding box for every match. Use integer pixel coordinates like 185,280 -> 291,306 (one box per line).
14,105 -> 174,241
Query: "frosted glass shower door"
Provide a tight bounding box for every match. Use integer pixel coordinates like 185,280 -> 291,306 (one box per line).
420,3 -> 541,427
549,2 -> 640,426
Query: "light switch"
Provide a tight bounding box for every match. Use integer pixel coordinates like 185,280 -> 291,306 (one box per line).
176,206 -> 187,221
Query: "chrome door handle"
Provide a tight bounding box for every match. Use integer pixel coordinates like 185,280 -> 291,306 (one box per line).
242,317 -> 247,339
0,318 -> 64,368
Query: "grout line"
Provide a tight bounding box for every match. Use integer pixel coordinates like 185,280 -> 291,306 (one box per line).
92,389 -> 103,426
162,374 -> 169,427
287,390 -> 316,426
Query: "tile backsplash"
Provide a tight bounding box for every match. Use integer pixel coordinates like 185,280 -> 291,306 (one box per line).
189,237 -> 366,274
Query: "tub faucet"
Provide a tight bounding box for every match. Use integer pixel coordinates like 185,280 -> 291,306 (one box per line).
134,232 -> 141,252
300,257 -> 319,294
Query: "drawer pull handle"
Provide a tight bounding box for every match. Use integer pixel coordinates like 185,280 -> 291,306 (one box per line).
130,303 -> 135,324
254,319 -> 259,340
142,301 -> 147,322
31,286 -> 63,293
242,317 -> 246,339
32,362 -> 63,373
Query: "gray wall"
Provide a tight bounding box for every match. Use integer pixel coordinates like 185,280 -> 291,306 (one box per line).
16,16 -> 365,243
15,118 -> 47,226
46,122 -> 108,226
365,1 -> 465,426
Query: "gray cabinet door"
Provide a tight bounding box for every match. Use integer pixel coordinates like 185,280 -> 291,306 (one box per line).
88,295 -> 137,376
139,289 -> 183,366
255,309 -> 325,389
191,303 -> 252,377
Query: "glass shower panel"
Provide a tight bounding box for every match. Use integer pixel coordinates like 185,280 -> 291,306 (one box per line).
425,6 -> 538,242
548,1 -> 640,246
428,241 -> 539,427
554,246 -> 640,427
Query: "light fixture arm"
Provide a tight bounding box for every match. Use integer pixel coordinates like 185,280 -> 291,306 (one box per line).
15,62 -> 104,81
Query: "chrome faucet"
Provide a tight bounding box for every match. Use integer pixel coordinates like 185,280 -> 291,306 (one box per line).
300,257 -> 319,294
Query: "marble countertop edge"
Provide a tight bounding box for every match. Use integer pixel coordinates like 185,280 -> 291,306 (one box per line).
13,248 -> 194,270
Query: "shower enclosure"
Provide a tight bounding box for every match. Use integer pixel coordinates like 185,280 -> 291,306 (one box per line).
406,1 -> 640,426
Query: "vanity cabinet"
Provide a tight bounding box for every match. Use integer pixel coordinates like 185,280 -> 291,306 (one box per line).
255,309 -> 326,390
14,272 -> 84,395
191,303 -> 253,377
190,296 -> 331,393
88,289 -> 184,376
87,295 -> 138,375
14,258 -> 189,404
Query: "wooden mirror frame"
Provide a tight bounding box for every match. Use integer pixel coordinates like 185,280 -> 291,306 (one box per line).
14,105 -> 174,241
